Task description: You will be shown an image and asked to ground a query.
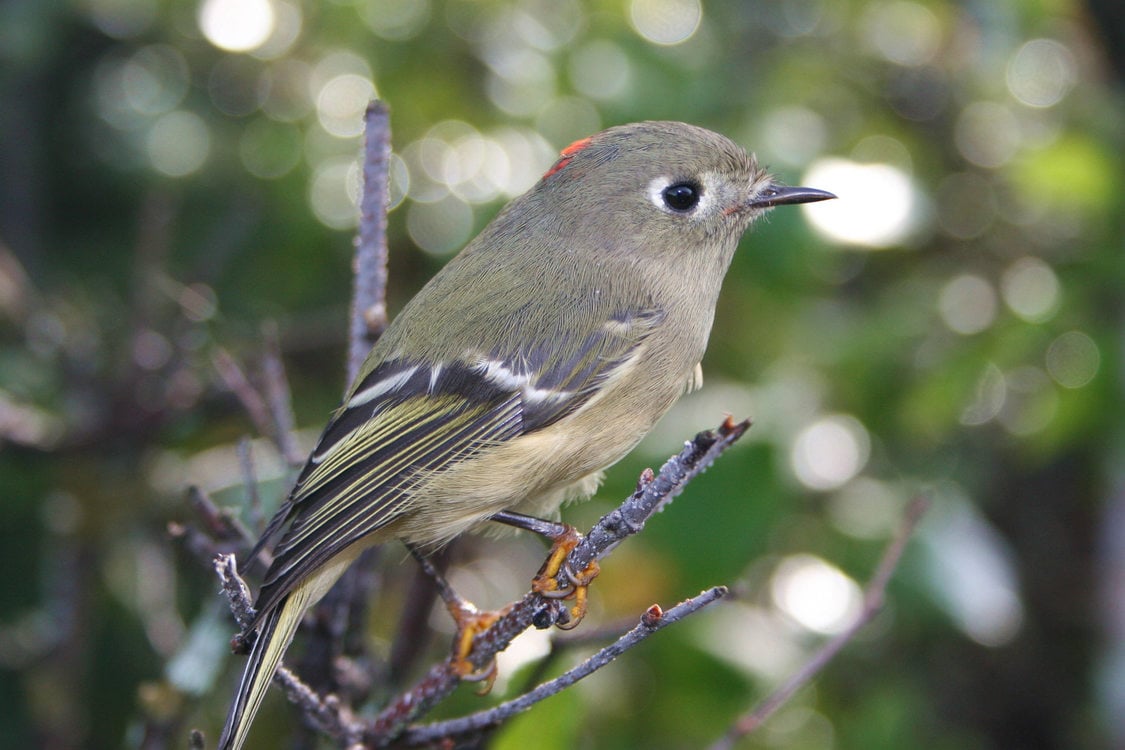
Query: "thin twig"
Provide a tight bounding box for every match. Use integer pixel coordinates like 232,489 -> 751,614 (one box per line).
293,100 -> 393,748
516,614 -> 641,693
215,554 -> 257,633
186,485 -> 255,546
364,417 -> 752,744
237,438 -> 264,534
275,663 -> 364,746
261,323 -> 303,467
213,340 -> 302,467
212,348 -> 272,440
707,495 -> 931,750
401,587 -> 728,746
565,416 -> 751,586
348,100 -> 392,384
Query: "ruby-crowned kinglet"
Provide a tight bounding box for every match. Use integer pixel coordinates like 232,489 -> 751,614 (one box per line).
217,120 -> 834,749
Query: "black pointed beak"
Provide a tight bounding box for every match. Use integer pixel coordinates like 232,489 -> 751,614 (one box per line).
748,185 -> 837,209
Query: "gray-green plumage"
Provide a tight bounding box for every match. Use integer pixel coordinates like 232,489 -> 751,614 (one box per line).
217,120 -> 833,750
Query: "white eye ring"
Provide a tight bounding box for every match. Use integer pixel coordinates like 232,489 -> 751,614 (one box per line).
647,175 -> 715,216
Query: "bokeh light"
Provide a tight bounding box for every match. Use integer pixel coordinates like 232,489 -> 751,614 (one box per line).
260,58 -> 314,122
960,363 -> 1006,426
509,0 -> 584,51
790,414 -> 870,491
568,40 -> 632,100
359,0 -> 432,41
1007,39 -> 1077,109
309,51 -> 374,133
802,157 -> 920,248
628,0 -> 702,46
1000,257 -> 1060,323
938,274 -> 997,335
700,602 -> 804,680
198,0 -> 276,53
771,554 -> 863,635
316,73 -> 377,138
955,102 -> 1022,168
1046,331 -> 1100,389
250,0 -> 302,60
406,195 -> 475,255
308,157 -> 361,230
534,96 -> 602,147
759,107 -> 828,168
122,45 -> 190,116
146,110 -> 211,176
485,47 -> 556,117
862,1 -> 942,67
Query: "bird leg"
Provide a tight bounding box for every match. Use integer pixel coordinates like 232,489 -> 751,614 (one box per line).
406,545 -> 501,692
489,510 -> 601,630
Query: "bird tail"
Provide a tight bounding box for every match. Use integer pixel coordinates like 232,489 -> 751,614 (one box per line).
216,589 -> 310,750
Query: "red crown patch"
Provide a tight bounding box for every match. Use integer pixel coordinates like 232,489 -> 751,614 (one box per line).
541,136 -> 593,179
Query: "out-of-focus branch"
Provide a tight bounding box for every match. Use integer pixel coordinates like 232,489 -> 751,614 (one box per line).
261,323 -> 303,467
211,339 -> 302,468
707,495 -> 931,750
212,348 -> 273,441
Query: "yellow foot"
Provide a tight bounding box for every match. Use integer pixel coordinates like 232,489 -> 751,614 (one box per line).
446,598 -> 506,694
530,525 -> 601,630
408,544 -> 507,693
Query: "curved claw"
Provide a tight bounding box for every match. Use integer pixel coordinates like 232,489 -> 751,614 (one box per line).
555,559 -> 600,630
453,651 -> 498,695
448,606 -> 504,694
531,525 -> 600,630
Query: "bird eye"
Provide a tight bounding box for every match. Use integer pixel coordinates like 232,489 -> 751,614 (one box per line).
661,182 -> 701,212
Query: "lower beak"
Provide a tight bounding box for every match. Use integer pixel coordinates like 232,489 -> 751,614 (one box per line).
748,185 -> 837,209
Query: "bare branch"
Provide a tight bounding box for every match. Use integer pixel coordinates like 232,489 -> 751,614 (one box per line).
348,100 -> 392,384
274,663 -> 365,747
214,554 -> 257,633
170,485 -> 262,574
289,101 -> 394,749
188,485 -> 256,546
212,340 -> 302,467
237,437 -> 264,534
565,415 -> 751,589
261,323 -> 303,467
401,587 -> 728,746
212,348 -> 272,439
707,495 -> 931,750
364,417 -> 752,744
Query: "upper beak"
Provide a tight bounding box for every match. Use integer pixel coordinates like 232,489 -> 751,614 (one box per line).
748,185 -> 836,209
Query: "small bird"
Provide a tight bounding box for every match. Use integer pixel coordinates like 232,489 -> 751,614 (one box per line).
217,120 -> 834,750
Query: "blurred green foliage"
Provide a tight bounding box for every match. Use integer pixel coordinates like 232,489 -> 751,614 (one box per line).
0,0 -> 1122,748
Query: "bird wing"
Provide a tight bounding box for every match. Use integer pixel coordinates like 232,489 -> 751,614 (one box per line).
247,305 -> 665,627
